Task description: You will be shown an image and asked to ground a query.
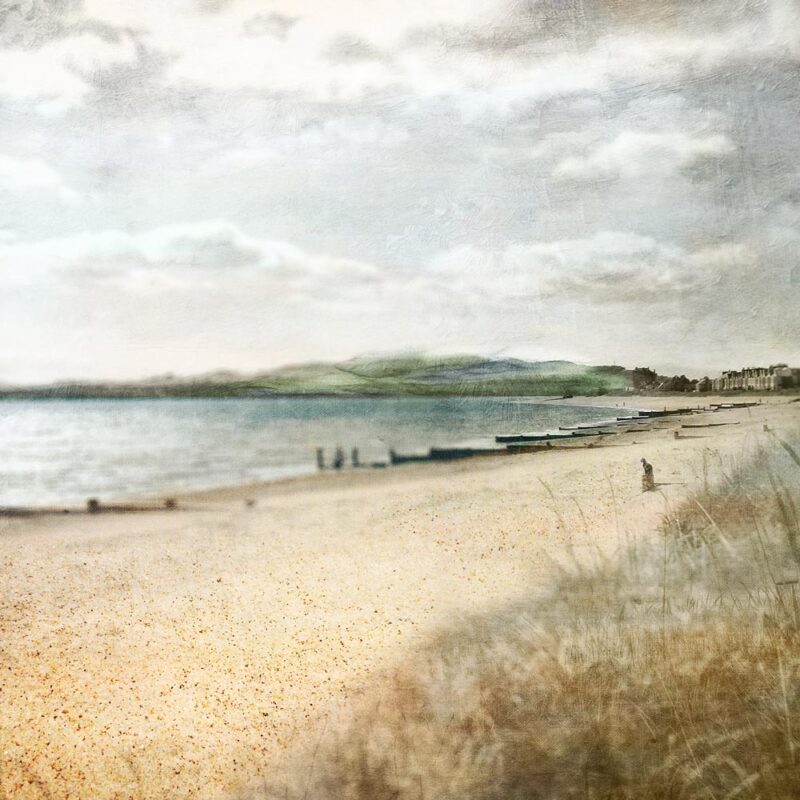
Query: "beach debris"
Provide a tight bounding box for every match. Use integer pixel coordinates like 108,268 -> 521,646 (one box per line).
245,498 -> 256,508
164,497 -> 178,510
87,498 -> 101,514
641,458 -> 655,492
351,447 -> 360,468
316,447 -> 325,470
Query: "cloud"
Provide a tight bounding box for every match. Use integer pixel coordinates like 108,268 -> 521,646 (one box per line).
553,130 -> 735,182
19,222 -> 747,323
75,38 -> 176,117
243,13 -> 298,40
0,153 -> 79,202
0,0 -> 81,47
0,25 -> 140,111
326,35 -> 392,64
429,232 -> 756,307
0,220 -> 384,298
2,0 -> 796,117
196,0 -> 234,12
408,0 -> 792,57
401,0 -> 800,114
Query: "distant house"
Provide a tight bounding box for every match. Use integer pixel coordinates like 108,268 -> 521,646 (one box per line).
711,365 -> 800,391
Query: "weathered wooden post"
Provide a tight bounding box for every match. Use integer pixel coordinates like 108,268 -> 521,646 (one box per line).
351,447 -> 360,468
316,447 -> 325,470
333,446 -> 345,470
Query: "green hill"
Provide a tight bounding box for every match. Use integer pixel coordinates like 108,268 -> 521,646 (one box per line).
0,354 -> 635,398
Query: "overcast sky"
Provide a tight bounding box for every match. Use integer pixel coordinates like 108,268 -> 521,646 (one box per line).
0,0 -> 798,382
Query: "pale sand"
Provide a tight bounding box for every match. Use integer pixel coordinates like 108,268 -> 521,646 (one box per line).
1,397 -> 797,799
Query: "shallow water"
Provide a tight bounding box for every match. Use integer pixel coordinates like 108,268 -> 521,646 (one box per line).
0,397 -> 620,507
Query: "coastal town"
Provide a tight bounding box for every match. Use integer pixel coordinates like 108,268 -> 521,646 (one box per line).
633,363 -> 800,393
709,364 -> 800,391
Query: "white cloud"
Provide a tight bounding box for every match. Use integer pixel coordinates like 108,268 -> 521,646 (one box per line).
0,153 -> 80,203
554,130 -> 735,181
429,232 -> 755,306
0,29 -> 139,110
0,220 -> 383,298
0,222 -> 767,312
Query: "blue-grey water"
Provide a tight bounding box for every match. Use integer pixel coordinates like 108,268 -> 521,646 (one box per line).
0,397 -> 621,507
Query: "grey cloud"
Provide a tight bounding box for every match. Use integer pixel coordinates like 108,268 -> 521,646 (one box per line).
196,0 -> 235,13
550,259 -> 702,305
0,0 -> 80,47
326,35 -> 392,64
408,0 -> 771,55
0,0 -> 137,48
243,13 -> 298,40
72,39 -> 184,119
153,228 -> 263,270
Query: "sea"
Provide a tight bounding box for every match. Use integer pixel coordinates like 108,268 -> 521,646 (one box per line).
0,397 -> 622,508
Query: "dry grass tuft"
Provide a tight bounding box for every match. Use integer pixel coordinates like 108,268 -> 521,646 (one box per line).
244,432 -> 800,800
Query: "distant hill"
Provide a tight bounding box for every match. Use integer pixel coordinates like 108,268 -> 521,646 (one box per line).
0,354 -> 636,398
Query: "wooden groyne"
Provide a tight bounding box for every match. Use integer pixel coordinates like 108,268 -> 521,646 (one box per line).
381,401 -> 753,469
389,446 -> 507,465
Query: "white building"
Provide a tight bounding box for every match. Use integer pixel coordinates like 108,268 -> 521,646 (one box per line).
711,365 -> 800,391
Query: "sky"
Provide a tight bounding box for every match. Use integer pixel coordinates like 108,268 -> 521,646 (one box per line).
0,0 -> 798,383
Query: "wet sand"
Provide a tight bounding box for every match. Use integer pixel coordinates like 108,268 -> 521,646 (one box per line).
1,396 -> 797,799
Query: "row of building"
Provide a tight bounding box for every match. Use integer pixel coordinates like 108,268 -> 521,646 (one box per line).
704,364 -> 800,392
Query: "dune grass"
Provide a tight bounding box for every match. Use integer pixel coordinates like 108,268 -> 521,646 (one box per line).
248,431 -> 800,800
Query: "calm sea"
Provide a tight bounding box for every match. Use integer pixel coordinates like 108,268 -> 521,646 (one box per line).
0,397 -> 620,507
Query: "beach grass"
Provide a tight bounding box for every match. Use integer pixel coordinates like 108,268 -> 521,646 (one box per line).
250,430 -> 800,800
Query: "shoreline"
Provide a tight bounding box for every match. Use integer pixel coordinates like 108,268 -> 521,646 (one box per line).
0,393 -> 788,518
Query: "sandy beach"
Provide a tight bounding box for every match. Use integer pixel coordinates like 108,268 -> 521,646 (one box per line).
1,396 -> 797,800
